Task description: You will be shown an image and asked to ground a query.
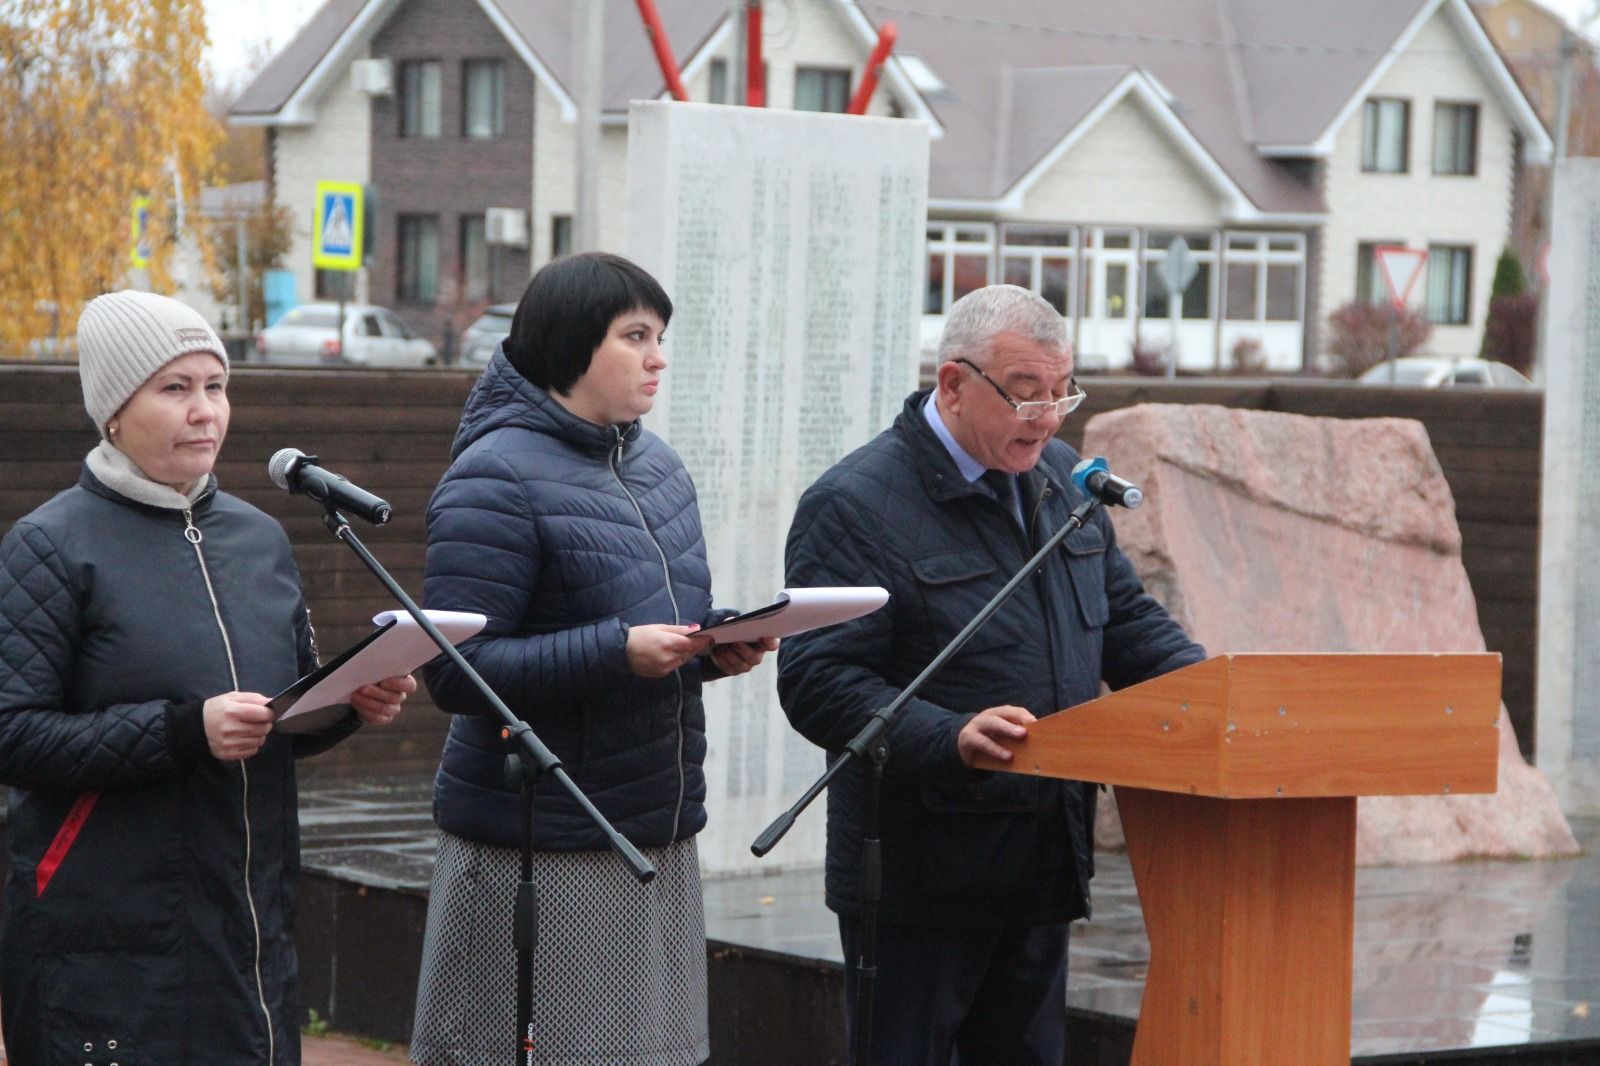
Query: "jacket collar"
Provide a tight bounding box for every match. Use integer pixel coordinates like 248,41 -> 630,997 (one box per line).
895,388 -> 1065,506
453,349 -> 643,460
78,460 -> 216,515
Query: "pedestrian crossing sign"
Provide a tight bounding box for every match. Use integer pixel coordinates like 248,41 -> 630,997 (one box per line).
313,181 -> 364,271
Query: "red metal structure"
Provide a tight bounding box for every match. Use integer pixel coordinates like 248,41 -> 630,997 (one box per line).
635,0 -> 689,102
745,1 -> 766,107
846,21 -> 897,115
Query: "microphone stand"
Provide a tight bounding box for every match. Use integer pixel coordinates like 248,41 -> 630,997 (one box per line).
752,493 -> 1103,1066
312,504 -> 656,1066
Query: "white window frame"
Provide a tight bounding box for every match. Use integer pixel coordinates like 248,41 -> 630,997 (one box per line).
1432,101 -> 1479,176
925,222 -> 996,314
1362,98 -> 1410,174
1141,231 -> 1218,322
999,224 -> 1078,319
1426,243 -> 1473,325
1222,232 -> 1306,323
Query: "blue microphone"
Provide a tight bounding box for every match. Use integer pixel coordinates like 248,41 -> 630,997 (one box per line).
1071,457 -> 1144,509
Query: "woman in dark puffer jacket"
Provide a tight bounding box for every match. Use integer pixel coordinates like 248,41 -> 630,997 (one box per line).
409,253 -> 774,1066
0,291 -> 414,1065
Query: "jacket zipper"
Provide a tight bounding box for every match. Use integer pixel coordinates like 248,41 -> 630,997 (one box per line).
608,431 -> 687,844
185,508 -> 276,1064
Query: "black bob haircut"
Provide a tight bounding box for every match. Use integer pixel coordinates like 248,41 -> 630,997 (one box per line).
503,252 -> 673,394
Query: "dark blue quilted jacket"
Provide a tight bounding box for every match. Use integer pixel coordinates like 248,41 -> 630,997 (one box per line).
423,350 -> 716,851
777,389 -> 1205,927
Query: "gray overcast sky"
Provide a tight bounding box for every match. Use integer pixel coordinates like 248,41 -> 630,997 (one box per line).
200,0 -> 1600,87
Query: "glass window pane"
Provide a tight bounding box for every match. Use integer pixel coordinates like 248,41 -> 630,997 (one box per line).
795,67 -> 850,112
1102,231 -> 1132,250
709,59 -> 728,105
1268,236 -> 1298,252
461,215 -> 489,300
362,314 -> 382,337
1143,261 -> 1170,318
404,62 -> 442,138
1003,225 -> 1073,248
954,227 -> 990,244
952,255 -> 989,302
1226,262 -> 1259,320
1104,263 -> 1128,318
1228,235 -> 1259,251
465,61 -> 504,139
1265,263 -> 1299,320
1003,257 -> 1032,289
1181,263 -> 1210,319
1040,259 -> 1070,316
400,215 -> 440,303
925,253 -> 946,313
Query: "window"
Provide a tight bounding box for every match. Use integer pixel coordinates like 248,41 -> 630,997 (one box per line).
1223,233 -> 1304,322
1433,102 -> 1478,175
551,215 -> 573,261
401,61 -> 442,138
925,224 -> 994,314
1426,244 -> 1472,325
460,214 -> 489,300
1356,241 -> 1402,306
398,214 -> 440,303
463,60 -> 505,139
1000,225 -> 1076,317
795,67 -> 851,113
1361,99 -> 1409,173
1142,232 -> 1215,321
709,59 -> 729,104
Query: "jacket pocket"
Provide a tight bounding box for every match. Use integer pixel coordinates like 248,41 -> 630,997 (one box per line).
921,772 -> 1041,815
910,547 -> 1012,654
36,948 -> 185,1065
1063,526 -> 1110,628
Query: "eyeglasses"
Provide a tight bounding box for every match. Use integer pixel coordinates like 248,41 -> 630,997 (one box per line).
956,358 -> 1087,421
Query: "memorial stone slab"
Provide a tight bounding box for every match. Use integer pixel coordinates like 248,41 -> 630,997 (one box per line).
1539,157 -> 1600,817
626,101 -> 928,874
1081,403 -> 1577,864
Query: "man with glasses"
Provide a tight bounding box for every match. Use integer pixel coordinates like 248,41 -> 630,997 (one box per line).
777,284 -> 1203,1065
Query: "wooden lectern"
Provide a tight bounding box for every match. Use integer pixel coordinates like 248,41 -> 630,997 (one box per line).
976,653 -> 1501,1066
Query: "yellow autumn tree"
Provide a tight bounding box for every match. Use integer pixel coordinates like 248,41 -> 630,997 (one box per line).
0,0 -> 221,359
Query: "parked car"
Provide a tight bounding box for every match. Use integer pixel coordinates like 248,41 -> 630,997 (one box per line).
1357,357 -> 1532,388
459,303 -> 516,366
254,303 -> 438,367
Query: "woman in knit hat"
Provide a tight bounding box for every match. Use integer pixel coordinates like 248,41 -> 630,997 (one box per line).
0,290 -> 416,1065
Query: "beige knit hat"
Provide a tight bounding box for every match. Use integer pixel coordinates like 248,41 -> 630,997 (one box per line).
77,291 -> 229,436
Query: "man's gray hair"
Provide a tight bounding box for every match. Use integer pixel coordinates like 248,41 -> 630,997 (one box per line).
936,285 -> 1069,367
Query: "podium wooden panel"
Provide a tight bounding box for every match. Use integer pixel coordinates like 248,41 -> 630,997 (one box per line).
975,653 -> 1501,1066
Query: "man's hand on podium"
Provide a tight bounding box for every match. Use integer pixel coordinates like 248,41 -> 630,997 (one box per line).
957,705 -> 1035,767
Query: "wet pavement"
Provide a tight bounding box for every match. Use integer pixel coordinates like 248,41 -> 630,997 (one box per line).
296,781 -> 1600,1059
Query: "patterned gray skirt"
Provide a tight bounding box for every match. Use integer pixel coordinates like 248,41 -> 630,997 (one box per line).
409,830 -> 709,1066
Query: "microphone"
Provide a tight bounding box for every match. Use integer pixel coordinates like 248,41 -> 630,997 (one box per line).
268,448 -> 393,525
1071,457 -> 1144,509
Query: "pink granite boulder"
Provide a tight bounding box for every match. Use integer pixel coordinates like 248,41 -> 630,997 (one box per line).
1080,403 -> 1577,865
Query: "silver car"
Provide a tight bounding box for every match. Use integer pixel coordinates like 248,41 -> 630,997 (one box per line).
254,303 -> 438,367
459,303 -> 516,366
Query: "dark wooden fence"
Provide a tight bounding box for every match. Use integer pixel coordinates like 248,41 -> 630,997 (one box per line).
0,368 -> 1543,771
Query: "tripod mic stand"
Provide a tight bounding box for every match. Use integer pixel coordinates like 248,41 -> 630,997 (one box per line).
312,504 -> 656,1066
752,492 -> 1102,1064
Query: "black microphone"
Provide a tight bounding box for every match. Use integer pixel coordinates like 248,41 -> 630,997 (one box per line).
268,448 -> 393,525
1071,457 -> 1144,509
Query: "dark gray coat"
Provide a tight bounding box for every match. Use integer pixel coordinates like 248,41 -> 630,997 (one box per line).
0,468 -> 356,1066
778,390 -> 1205,927
423,352 -> 718,851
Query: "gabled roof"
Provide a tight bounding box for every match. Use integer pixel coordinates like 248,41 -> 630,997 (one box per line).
230,0 -> 729,125
853,0 -> 1551,216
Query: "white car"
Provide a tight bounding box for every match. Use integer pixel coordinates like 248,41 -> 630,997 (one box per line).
254,303 -> 438,367
1358,357 -> 1532,387
458,303 -> 516,366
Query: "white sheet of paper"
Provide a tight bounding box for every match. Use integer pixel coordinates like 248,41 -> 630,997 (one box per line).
273,609 -> 486,722
704,587 -> 889,644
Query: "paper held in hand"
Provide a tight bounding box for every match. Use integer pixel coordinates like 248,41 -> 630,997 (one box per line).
270,609 -> 487,733
701,587 -> 889,644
